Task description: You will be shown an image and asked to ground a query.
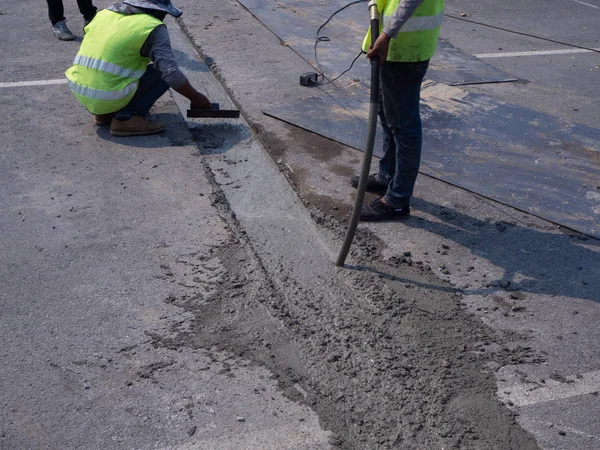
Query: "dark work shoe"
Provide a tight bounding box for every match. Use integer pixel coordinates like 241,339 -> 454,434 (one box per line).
359,197 -> 410,222
350,174 -> 387,195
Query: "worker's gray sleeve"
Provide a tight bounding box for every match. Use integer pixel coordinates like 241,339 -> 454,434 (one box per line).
141,25 -> 188,90
382,0 -> 426,39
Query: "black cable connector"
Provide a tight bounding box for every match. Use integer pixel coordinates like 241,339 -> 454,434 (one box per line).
299,72 -> 319,86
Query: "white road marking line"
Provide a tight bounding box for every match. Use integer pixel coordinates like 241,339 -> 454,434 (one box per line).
0,79 -> 68,88
475,48 -> 600,58
571,0 -> 600,9
526,417 -> 600,440
499,369 -> 600,408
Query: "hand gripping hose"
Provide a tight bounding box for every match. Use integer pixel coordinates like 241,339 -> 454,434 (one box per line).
336,0 -> 380,267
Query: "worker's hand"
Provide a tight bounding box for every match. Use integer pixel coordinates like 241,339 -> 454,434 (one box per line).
191,92 -> 212,110
175,80 -> 213,109
366,32 -> 391,65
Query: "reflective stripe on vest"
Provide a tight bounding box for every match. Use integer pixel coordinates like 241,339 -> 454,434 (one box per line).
395,11 -> 443,32
362,0 -> 445,63
73,54 -> 147,80
68,79 -> 138,101
65,10 -> 161,115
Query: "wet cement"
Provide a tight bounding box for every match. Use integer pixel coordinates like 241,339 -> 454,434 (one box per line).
166,13 -> 540,447
148,150 -> 539,449
172,0 -> 600,447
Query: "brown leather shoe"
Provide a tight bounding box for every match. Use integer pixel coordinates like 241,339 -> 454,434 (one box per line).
93,114 -> 114,126
110,116 -> 165,137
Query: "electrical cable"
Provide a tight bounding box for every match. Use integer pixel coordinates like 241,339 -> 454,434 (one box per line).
312,0 -> 368,85
444,13 -> 600,54
317,0 -> 368,36
321,49 -> 365,85
313,36 -> 330,76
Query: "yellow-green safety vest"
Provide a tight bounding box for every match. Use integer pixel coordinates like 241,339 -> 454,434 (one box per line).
362,0 -> 444,62
65,9 -> 162,115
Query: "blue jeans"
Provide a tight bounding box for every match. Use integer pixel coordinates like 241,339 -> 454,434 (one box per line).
377,60 -> 430,208
115,65 -> 170,120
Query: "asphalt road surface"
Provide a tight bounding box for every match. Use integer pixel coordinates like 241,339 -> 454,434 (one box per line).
1,1 -> 599,449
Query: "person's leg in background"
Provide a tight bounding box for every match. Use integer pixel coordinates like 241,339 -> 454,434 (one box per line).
47,0 -> 75,40
109,65 -> 171,136
47,0 -> 64,25
76,0 -> 97,25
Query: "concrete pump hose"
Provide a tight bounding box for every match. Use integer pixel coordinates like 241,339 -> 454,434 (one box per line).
336,1 -> 380,267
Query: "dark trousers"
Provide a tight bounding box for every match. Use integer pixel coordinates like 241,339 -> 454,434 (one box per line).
47,0 -> 97,25
377,60 -> 430,208
115,65 -> 170,120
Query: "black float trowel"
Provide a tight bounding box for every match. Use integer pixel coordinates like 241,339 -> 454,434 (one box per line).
187,103 -> 240,119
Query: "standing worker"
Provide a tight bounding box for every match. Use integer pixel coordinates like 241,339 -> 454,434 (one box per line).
351,0 -> 444,221
65,0 -> 214,137
47,0 -> 98,41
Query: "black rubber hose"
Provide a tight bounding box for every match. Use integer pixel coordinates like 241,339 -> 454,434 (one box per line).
336,13 -> 380,267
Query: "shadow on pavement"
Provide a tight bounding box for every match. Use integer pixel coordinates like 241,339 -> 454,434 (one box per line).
345,263 -> 457,294
188,122 -> 252,155
93,113 -> 250,153
407,198 -> 600,304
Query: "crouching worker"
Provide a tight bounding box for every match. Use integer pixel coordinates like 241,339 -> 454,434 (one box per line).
65,0 -> 212,136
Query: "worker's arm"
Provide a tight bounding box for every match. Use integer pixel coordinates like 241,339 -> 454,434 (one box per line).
174,80 -> 212,109
367,0 -> 425,63
142,25 -> 212,109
